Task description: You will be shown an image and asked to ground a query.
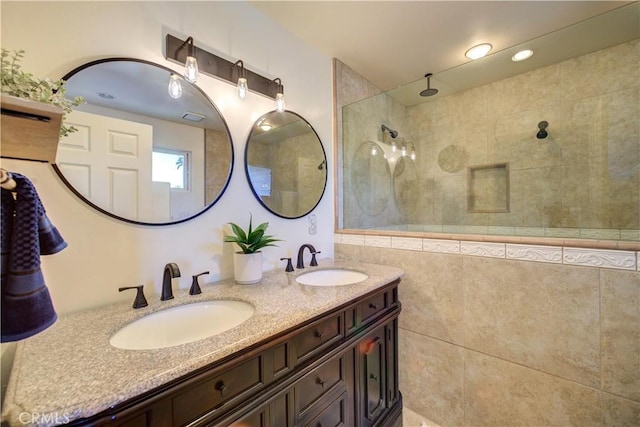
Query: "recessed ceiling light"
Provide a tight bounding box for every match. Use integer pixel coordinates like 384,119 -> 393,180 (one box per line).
512,49 -> 534,62
465,43 -> 492,60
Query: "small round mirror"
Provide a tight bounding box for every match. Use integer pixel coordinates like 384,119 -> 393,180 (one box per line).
55,58 -> 234,225
245,111 -> 327,219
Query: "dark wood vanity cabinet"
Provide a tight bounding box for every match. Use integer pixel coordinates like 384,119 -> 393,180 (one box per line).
72,280 -> 401,427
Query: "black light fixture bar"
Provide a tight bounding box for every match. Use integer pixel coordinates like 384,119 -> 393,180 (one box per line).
165,34 -> 279,100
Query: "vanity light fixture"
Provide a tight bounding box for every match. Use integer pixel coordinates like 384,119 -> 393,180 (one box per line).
234,60 -> 248,100
273,78 -> 285,112
465,43 -> 492,60
168,74 -> 183,99
165,34 -> 285,102
512,49 -> 534,62
180,37 -> 199,83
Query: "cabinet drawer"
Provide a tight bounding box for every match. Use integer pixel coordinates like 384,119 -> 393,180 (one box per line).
302,391 -> 349,427
295,352 -> 346,416
293,314 -> 343,365
359,291 -> 387,326
173,356 -> 264,425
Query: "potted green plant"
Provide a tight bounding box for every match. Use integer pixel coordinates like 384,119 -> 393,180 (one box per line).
224,216 -> 281,284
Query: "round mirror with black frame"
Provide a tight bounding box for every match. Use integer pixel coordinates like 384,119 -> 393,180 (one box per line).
245,110 -> 327,219
54,58 -> 234,225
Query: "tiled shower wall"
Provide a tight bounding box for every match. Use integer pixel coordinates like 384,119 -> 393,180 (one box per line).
334,40 -> 640,426
340,39 -> 640,234
335,237 -> 640,426
405,39 -> 639,232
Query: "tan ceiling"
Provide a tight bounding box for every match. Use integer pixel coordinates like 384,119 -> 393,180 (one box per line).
250,1 -> 634,94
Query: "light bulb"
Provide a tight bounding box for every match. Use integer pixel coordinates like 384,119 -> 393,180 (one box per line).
237,77 -> 248,100
184,56 -> 198,83
401,145 -> 407,157
371,146 -> 378,156
168,74 -> 182,99
276,93 -> 285,112
410,150 -> 416,160
391,141 -> 397,152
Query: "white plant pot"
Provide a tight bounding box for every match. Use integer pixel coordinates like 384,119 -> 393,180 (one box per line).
233,251 -> 263,284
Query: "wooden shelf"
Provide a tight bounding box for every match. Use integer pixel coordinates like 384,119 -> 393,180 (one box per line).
1,94 -> 63,163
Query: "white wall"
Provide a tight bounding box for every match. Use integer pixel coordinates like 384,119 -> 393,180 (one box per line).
0,0 -> 333,377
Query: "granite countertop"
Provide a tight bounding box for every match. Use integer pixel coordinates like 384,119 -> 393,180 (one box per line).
1,260 -> 403,426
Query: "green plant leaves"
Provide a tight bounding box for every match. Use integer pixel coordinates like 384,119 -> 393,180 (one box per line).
1,49 -> 84,137
224,215 -> 281,254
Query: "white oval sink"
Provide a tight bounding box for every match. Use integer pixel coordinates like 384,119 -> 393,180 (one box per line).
110,300 -> 254,350
296,269 -> 368,287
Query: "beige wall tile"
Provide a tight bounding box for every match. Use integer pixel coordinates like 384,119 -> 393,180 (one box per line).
463,256 -> 600,387
334,242 -> 384,265
387,248 -> 464,344
601,269 -> 640,401
601,392 -> 640,427
399,328 -> 464,427
465,350 -> 601,426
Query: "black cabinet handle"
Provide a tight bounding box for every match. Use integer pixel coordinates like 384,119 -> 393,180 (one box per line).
314,330 -> 324,339
368,302 -> 377,310
215,382 -> 230,397
369,373 -> 378,381
316,377 -> 325,388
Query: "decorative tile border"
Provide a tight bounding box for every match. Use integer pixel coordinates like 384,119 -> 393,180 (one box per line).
422,239 -> 460,254
340,234 -> 365,246
338,234 -> 640,271
391,237 -> 422,251
563,247 -> 636,270
460,241 -> 506,258
364,235 -> 392,248
506,244 -> 563,264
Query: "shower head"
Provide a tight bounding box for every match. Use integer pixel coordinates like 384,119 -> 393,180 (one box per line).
536,120 -> 549,139
381,124 -> 398,138
420,73 -> 439,97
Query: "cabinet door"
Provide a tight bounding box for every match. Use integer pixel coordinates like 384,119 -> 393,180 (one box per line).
358,325 -> 386,427
385,319 -> 399,407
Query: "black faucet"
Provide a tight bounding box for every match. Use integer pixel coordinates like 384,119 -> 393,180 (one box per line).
119,285 -> 148,309
189,271 -> 209,295
161,262 -> 181,301
296,244 -> 321,269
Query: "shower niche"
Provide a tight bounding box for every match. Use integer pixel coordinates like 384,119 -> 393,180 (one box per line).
467,163 -> 510,214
